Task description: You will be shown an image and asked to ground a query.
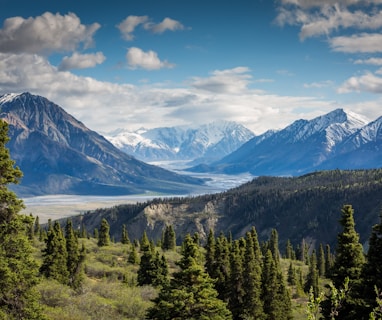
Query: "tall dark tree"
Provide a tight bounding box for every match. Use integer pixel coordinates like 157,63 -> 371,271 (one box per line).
161,224 -> 176,251
97,218 -> 110,247
121,224 -> 130,245
228,240 -> 245,319
242,230 -> 265,319
213,233 -> 231,302
205,228 -> 216,277
361,211 -> 382,315
146,234 -> 232,319
40,221 -> 69,284
65,219 -> 85,289
321,204 -> 366,320
304,250 -> 319,298
0,120 -> 45,318
318,243 -> 326,277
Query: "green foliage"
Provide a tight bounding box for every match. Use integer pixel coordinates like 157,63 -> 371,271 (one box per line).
146,234 -> 232,319
121,224 -> 130,245
98,218 -> 111,247
161,225 -> 176,251
0,120 -> 44,319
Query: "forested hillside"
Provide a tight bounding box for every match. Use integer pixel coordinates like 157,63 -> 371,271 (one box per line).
67,169 -> 382,250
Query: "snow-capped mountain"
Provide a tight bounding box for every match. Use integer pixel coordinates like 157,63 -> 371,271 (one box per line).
0,92 -> 204,196
188,108 -> 376,176
105,121 -> 255,164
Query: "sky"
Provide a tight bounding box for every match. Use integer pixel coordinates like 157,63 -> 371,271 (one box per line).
0,0 -> 382,135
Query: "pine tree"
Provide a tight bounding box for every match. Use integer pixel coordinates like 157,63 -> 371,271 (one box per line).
40,221 -> 69,284
325,244 -> 333,277
161,225 -> 176,251
262,249 -> 292,320
146,234 -> 232,319
228,240 -> 245,319
331,205 -> 365,288
285,239 -> 294,259
97,218 -> 110,247
205,228 -> 216,277
121,224 -> 130,244
33,215 -> 40,236
361,211 -> 382,316
242,230 -> 265,319
321,204 -> 366,319
65,219 -> 85,289
318,243 -> 326,277
128,243 -> 139,264
213,232 -> 231,302
304,250 -> 319,298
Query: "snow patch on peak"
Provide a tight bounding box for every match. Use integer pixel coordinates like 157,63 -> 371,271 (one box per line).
0,93 -> 20,104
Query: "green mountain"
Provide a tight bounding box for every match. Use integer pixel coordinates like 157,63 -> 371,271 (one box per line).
65,169 -> 382,249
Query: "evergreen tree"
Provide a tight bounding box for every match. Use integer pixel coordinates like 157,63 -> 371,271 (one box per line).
213,233 -> 231,302
228,240 -> 245,319
33,215 -> 40,237
304,250 -> 319,298
128,243 -> 139,264
98,218 -> 110,246
242,230 -> 265,319
261,249 -> 292,320
269,229 -> 280,265
40,221 -> 69,284
331,205 -> 365,288
325,244 -> 333,278
361,211 -> 382,315
287,262 -> 296,286
146,234 -> 232,319
205,228 -> 216,277
321,204 -> 366,319
161,225 -> 176,251
318,243 -> 326,277
121,224 -> 130,244
285,239 -> 294,259
65,219 -> 85,289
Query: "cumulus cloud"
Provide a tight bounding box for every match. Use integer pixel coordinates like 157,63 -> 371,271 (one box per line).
0,53 -> 339,134
126,47 -> 175,70
117,15 -> 186,40
275,1 -> 382,40
354,57 -> 382,65
190,67 -> 252,94
116,15 -> 149,41
338,72 -> 382,93
145,17 -> 185,34
330,33 -> 382,52
0,12 -> 100,54
58,52 -> 106,71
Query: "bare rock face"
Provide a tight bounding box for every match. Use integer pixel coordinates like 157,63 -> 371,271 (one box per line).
0,92 -> 204,196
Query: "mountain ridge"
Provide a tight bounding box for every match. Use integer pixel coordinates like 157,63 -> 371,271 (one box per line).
0,92 -> 205,197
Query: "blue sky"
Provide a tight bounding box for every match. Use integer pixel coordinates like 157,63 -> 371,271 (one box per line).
1,0 -> 382,134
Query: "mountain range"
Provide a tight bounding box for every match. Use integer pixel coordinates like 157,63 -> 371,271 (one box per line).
104,121 -> 255,165
0,92 -> 205,197
188,108 -> 382,175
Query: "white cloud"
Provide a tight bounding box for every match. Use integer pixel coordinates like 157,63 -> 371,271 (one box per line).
330,33 -> 382,53
126,47 -> 175,70
117,15 -> 186,41
58,52 -> 106,71
304,80 -> 334,88
275,2 -> 382,40
354,57 -> 382,65
145,17 -> 185,34
0,53 -> 341,134
189,67 -> 252,94
338,72 -> 382,93
0,12 -> 100,54
116,15 -> 149,41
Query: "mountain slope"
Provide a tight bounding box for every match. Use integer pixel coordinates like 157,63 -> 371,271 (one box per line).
65,169 -> 382,250
105,121 -> 255,164
0,92 -> 205,196
189,109 -> 371,175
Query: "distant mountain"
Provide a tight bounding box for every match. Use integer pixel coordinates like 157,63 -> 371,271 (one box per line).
105,121 -> 255,164
0,92 -> 205,197
188,108 -> 380,175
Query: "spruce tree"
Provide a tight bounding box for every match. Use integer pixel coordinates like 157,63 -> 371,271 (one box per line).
228,240 -> 245,319
97,218 -> 110,247
161,225 -> 176,251
213,233 -> 231,302
0,121 -> 44,318
242,230 -> 265,319
361,211 -> 382,315
65,219 -> 85,289
121,224 -> 130,244
40,221 -> 69,284
128,243 -> 139,264
322,204 -> 366,319
205,228 -> 216,277
304,250 -> 319,298
318,243 -> 326,277
146,234 -> 232,319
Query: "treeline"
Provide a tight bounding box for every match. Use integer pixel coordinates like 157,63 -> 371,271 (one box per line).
67,168 -> 382,250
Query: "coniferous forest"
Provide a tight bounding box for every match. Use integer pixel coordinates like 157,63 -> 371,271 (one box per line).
1,118 -> 382,319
